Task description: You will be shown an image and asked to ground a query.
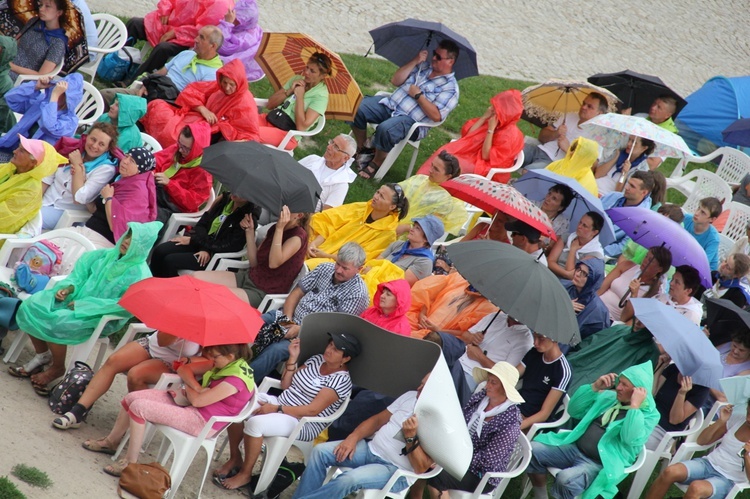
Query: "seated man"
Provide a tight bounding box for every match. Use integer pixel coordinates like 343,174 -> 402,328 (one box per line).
646,404 -> 749,499
250,242 -> 370,383
601,170 -> 654,258
505,220 -> 548,266
292,375 -> 435,499
101,25 -> 224,105
522,92 -> 608,171
352,40 -> 460,179
637,95 -> 680,170
526,362 -> 659,499
683,196 -> 721,271
298,134 -> 357,211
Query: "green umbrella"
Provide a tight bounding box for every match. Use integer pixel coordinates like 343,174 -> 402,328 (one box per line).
447,240 -> 580,344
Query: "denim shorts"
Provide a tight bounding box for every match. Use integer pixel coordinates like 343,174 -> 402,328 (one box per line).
681,457 -> 736,499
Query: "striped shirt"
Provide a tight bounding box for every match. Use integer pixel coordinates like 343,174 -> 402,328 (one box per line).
293,263 -> 369,323
277,354 -> 353,441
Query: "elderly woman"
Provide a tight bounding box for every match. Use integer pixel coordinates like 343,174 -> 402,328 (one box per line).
396,151 -> 467,237
82,342 -> 254,477
9,0 -> 68,81
215,334 -> 357,490
548,211 -> 604,280
257,52 -> 330,150
563,259 -> 610,341
6,222 -> 161,394
360,279 -> 412,336
595,136 -> 655,196
544,137 -> 599,197
217,0 -> 264,81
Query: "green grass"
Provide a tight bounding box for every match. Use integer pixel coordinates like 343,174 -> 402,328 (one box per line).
11,464 -> 52,490
0,476 -> 25,499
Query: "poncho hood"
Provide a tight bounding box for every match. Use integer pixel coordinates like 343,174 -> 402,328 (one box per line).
491,89 -> 523,128
115,93 -> 147,128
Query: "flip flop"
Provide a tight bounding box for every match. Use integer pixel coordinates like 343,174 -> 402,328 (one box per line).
211,467 -> 239,488
218,475 -> 252,491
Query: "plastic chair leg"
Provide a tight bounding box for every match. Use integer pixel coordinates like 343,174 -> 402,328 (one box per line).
4,330 -> 29,364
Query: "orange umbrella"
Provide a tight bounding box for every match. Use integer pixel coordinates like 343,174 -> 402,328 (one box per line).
254,32 -> 363,121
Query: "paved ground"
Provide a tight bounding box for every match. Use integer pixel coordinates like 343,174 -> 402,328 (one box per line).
88,0 -> 750,95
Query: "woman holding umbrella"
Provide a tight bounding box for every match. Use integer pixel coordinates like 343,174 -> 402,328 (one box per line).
594,136 -> 655,196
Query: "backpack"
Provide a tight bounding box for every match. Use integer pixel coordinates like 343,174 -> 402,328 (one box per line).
97,45 -> 141,82
48,361 -> 94,415
14,263 -> 50,294
118,462 -> 171,499
17,240 -> 63,276
246,459 -> 305,499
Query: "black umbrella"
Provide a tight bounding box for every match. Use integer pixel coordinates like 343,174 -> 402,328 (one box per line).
368,18 -> 478,80
705,297 -> 750,347
200,141 -> 321,216
447,240 -> 580,344
587,69 -> 687,116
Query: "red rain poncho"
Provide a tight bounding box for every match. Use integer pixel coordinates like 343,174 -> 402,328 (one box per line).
143,0 -> 234,48
360,279 -> 412,337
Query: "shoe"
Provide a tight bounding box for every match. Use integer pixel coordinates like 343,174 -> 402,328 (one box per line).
8,350 -> 52,378
103,459 -> 130,477
83,437 -> 117,455
52,411 -> 84,430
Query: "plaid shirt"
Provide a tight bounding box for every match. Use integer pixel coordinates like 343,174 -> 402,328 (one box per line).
380,62 -> 459,140
293,263 -> 369,323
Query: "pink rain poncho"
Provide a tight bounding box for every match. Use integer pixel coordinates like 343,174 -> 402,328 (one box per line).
144,0 -> 234,48
217,0 -> 264,81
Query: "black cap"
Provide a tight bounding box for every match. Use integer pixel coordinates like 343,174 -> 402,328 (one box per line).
504,220 -> 541,243
327,332 -> 361,358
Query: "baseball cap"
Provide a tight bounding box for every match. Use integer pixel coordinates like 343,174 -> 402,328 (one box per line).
327,332 -> 361,358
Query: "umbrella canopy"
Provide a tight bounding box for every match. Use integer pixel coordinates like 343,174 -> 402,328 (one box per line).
512,169 -> 617,246
705,297 -> 750,347
119,276 -> 263,346
631,298 -> 722,389
201,141 -> 321,216
587,70 -> 686,116
521,79 -> 620,126
442,174 -> 556,240
447,240 -> 580,344
368,18 -> 478,80
720,375 -> 750,408
606,207 -> 711,287
721,118 -> 750,148
255,32 -> 363,121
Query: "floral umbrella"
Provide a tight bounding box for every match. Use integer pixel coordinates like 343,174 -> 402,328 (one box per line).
521,79 -> 620,126
254,32 -> 363,121
442,174 -> 556,240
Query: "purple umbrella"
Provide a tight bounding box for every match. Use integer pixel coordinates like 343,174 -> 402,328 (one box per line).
606,207 -> 711,287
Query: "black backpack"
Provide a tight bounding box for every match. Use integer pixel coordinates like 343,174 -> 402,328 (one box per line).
246,459 -> 305,499
48,361 -> 94,414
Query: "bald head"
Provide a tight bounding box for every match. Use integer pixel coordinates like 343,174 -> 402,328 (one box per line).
194,25 -> 224,59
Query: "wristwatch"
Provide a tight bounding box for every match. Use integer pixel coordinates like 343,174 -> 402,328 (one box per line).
277,405 -> 284,414
405,436 -> 416,444
414,92 -> 423,100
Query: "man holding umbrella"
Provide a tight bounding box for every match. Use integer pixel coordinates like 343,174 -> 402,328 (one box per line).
352,40 -> 460,179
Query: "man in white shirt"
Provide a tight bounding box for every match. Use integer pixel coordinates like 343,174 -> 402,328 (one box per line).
298,134 -> 357,211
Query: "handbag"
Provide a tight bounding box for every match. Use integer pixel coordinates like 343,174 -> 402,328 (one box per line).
265,108 -> 297,132
141,74 -> 180,103
118,462 -> 171,499
252,314 -> 294,357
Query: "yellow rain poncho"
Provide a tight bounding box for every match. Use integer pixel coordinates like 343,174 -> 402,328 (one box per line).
398,175 -> 467,236
546,137 -> 599,197
0,141 -> 66,235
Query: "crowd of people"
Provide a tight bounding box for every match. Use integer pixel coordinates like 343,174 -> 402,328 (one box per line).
0,0 -> 749,498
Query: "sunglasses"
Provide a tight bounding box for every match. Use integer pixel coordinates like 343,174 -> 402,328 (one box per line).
311,53 -> 331,72
432,50 -> 453,61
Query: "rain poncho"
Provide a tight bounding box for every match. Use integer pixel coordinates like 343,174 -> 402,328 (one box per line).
562,259 -> 611,340
417,90 -> 525,183
534,361 -> 660,499
0,36 -> 18,132
407,272 -> 498,338
142,59 -> 260,148
217,0 -> 264,81
397,174 -> 467,236
360,279 -> 412,336
15,221 -> 162,345
143,0 -> 233,48
109,169 -> 157,242
0,73 -> 83,155
0,141 -> 64,235
546,137 -> 599,197
97,93 -> 146,153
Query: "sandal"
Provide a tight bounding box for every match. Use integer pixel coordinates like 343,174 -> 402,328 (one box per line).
8,351 -> 52,378
83,437 -> 117,455
211,467 -> 239,488
358,162 -> 380,179
31,370 -> 63,397
52,411 -> 83,430
103,459 -> 130,478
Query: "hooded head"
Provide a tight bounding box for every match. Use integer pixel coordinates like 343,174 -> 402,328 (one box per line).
111,221 -> 162,266
617,361 -> 655,406
563,137 -> 599,171
28,141 -> 67,180
490,89 -> 523,128
111,94 -> 147,128
233,0 -> 260,31
565,258 -> 605,304
373,279 -> 411,317
182,121 -> 212,163
215,59 -> 248,96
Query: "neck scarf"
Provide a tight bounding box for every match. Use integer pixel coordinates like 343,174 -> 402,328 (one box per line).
201,358 -> 254,393
466,396 -> 513,437
33,22 -> 68,48
718,277 -> 750,303
183,54 -> 223,74
208,200 -> 234,235
389,241 -> 435,263
163,155 -> 203,178
601,401 -> 630,426
610,150 -> 647,177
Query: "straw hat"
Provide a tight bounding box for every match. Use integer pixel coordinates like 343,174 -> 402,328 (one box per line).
472,361 -> 525,404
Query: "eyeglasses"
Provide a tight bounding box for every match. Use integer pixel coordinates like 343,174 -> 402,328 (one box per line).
328,139 -> 348,156
432,50 -> 453,61
574,267 -> 590,278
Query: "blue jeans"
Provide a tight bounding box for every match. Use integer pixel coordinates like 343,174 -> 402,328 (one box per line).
350,96 -> 417,152
249,311 -> 291,383
527,441 -> 603,499
41,205 -> 64,230
292,440 -> 408,499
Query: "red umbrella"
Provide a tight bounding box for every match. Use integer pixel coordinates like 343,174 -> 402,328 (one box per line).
442,174 -> 556,240
119,276 -> 263,346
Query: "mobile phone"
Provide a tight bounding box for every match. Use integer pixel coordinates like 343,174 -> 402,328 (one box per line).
738,448 -> 747,459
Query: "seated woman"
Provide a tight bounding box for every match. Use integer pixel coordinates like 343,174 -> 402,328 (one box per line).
654,265 -> 703,325
96,94 -> 146,153
598,246 -> 672,323
150,192 -> 261,277
704,333 -> 750,410
51,330 -> 201,429
416,89 -> 525,183
82,342 -> 254,477
548,211 -> 604,280
41,121 -> 120,230
307,183 -> 410,265
461,211 -> 509,243
217,0 -> 264,81
142,59 -> 260,148
532,183 -> 574,247
6,222 -> 161,394
0,36 -> 18,131
704,253 -> 750,309
9,0 -> 67,82
192,205 -> 309,307
360,279 -> 412,336
563,259 -> 610,341
544,137 -> 599,197
395,151 -> 466,237
594,136 -> 655,196
215,334 -> 356,490
257,52 -> 330,150
0,74 -> 83,162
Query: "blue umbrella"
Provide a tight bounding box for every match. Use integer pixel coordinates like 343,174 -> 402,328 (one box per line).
721,118 -> 750,147
513,169 -> 617,245
720,375 -> 750,408
631,298 -> 723,390
368,18 -> 478,80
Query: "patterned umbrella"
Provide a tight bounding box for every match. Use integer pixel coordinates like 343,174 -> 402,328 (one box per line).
254,32 -> 363,121
521,79 -> 620,126
442,174 -> 556,240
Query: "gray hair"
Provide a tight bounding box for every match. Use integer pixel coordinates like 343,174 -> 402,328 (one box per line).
204,25 -> 225,50
337,134 -> 357,156
337,242 -> 366,267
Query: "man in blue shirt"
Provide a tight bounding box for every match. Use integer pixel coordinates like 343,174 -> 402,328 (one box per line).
682,197 -> 722,271
601,170 -> 655,258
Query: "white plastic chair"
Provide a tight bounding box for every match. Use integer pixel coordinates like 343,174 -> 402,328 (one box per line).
666,169 -> 732,214
14,60 -> 64,87
525,394 -> 572,441
721,201 -> 750,241
77,14 -> 128,83
140,132 -> 163,153
255,264 -> 309,313
76,81 -> 106,127
487,150 -> 525,180
254,97 -> 326,154
53,209 -> 91,229
325,464 -> 443,499
175,248 -> 248,276
158,187 -> 217,244
626,410 -> 705,499
448,433 -> 532,499
671,147 -> 750,186
719,233 -> 736,262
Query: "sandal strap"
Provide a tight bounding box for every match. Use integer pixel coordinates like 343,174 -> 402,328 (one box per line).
23,351 -> 52,373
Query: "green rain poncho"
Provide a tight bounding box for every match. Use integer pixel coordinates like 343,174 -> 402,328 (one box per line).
534,361 -> 660,499
16,221 -> 162,345
97,93 -> 146,152
0,35 -> 18,132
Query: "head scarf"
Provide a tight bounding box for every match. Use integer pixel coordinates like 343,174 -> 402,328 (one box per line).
126,147 -> 155,174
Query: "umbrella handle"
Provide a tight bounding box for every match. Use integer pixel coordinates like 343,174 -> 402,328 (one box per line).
364,42 -> 374,58
618,289 -> 632,309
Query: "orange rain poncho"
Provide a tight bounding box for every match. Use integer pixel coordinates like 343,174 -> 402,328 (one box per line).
545,136 -> 599,197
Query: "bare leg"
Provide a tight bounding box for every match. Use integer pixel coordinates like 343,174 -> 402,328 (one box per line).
79,342 -> 150,408
645,463 -> 688,499
409,480 -> 426,499
352,126 -> 367,150
126,359 -> 172,391
221,433 -> 263,489
85,407 -> 129,451
29,336 -> 49,355
684,480 -> 714,499
372,149 -> 388,167
529,472 -> 548,487
31,342 -> 66,385
215,422 -> 245,476
125,419 -> 146,463
192,271 -> 250,304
